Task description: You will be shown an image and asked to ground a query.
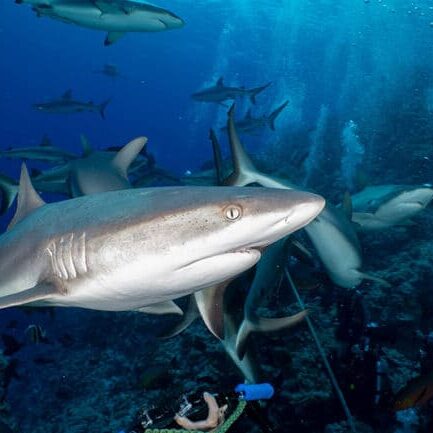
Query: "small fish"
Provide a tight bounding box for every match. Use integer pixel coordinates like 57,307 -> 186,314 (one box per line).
33,90 -> 110,119
25,324 -> 48,344
392,371 -> 433,411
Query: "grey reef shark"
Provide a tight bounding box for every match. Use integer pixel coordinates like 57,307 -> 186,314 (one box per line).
192,77 -> 271,106
16,0 -> 185,45
348,185 -> 433,231
0,136 -> 148,213
220,100 -> 289,135
0,135 -> 78,163
33,90 -> 110,118
0,165 -> 325,316
220,104 -> 388,290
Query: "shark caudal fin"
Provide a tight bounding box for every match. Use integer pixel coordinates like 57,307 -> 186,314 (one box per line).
98,99 -> 111,119
235,311 -> 307,360
224,104 -> 262,186
268,100 -> 289,130
249,82 -> 271,104
0,174 -> 18,215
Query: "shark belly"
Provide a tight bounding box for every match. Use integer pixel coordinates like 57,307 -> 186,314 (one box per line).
305,218 -> 362,289
49,5 -> 170,32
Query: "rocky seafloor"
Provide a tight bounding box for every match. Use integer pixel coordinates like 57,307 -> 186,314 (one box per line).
0,210 -> 433,433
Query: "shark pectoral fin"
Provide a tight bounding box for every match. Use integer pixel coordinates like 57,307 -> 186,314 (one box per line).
158,295 -> 200,339
358,272 -> 391,287
0,282 -> 61,310
112,137 -> 147,178
104,32 -> 126,46
194,282 -> 231,340
136,301 -> 183,316
8,164 -> 46,231
235,310 -> 307,360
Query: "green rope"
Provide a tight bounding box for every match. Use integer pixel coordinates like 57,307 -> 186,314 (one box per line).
143,399 -> 247,433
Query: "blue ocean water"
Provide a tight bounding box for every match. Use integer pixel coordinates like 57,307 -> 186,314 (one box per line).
1,1 -> 433,432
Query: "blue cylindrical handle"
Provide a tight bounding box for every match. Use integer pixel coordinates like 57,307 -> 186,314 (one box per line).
235,383 -> 274,401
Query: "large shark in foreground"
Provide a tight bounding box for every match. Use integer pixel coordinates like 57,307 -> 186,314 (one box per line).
0,166 -> 324,312
350,185 -> 433,230
18,0 -> 185,45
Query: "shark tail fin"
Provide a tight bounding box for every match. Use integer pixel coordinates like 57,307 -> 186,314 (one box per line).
249,82 -> 272,104
268,100 -> 289,130
99,99 -> 111,119
0,174 -> 18,215
235,310 -> 307,360
224,104 -> 262,186
209,128 -> 224,185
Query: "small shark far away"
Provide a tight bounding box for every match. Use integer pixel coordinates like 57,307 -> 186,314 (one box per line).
33,90 -> 110,118
221,101 -> 289,135
18,0 -> 185,45
0,165 -> 325,313
192,78 -> 271,105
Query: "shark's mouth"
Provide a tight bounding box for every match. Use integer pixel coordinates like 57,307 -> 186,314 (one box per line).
178,248 -> 261,272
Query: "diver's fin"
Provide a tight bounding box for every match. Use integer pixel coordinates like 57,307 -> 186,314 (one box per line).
0,174 -> 18,215
80,134 -> 93,157
62,89 -> 72,100
112,136 -> 147,178
8,164 -> 45,231
209,128 -> 224,185
357,272 -> 391,287
268,100 -> 289,130
0,281 -> 61,310
194,282 -> 231,340
137,301 -> 183,316
104,31 -> 125,46
159,295 -> 200,339
235,310 -> 307,360
216,77 -> 224,87
342,191 -> 353,220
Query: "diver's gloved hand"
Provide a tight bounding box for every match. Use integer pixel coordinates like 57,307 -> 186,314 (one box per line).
174,392 -> 228,432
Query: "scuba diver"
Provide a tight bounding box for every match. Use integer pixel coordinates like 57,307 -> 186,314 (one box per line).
126,383 -> 275,433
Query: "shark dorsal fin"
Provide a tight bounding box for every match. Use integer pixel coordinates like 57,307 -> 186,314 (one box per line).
245,108 -> 252,119
112,136 -> 147,178
80,134 -> 93,157
40,134 -> 51,147
216,77 -> 224,87
62,90 -> 72,100
225,104 -> 260,186
8,164 -> 46,231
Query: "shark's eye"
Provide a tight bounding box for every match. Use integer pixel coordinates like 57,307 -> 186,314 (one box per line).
224,205 -> 242,221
